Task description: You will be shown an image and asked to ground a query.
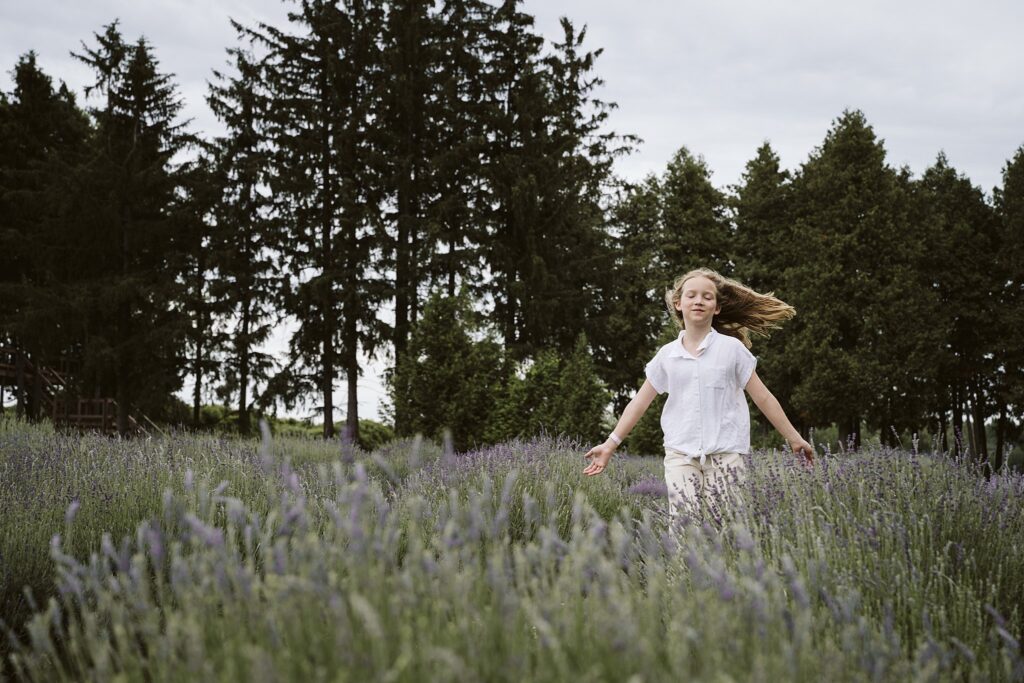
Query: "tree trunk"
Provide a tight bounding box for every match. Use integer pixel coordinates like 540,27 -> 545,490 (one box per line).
952,385 -> 964,455
29,361 -> 42,422
317,62 -> 335,441
117,203 -> 132,436
838,416 -> 861,451
937,410 -> 948,453
116,373 -> 129,435
409,185 -> 420,329
447,237 -> 457,296
192,336 -> 204,425
964,396 -> 976,458
395,188 -> 411,365
970,378 -> 988,462
15,347 -> 26,418
322,335 -> 335,439
347,349 -> 360,448
994,403 -> 1007,473
238,302 -> 252,437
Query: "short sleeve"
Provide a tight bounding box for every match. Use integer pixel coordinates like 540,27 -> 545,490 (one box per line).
734,343 -> 757,388
645,353 -> 668,394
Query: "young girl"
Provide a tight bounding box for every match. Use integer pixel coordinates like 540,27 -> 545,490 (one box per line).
583,268 -> 814,520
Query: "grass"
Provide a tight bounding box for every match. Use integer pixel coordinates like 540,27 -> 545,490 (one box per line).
1,416 -> 1022,681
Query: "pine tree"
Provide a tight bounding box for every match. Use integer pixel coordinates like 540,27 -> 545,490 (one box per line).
487,334 -> 610,445
731,143 -> 802,438
0,52 -> 90,418
993,145 -> 1024,469
481,7 -> 630,359
595,178 -> 667,411
732,142 -> 792,291
554,333 -> 611,444
658,146 -> 732,279
486,348 -> 561,443
380,0 -> 441,366
249,1 -> 389,440
479,0 -> 549,356
916,153 -> 999,457
428,0 -> 493,298
207,33 -> 281,436
177,149 -> 228,425
387,289 -> 506,450
786,110 -> 938,448
532,18 -> 630,355
71,25 -> 193,431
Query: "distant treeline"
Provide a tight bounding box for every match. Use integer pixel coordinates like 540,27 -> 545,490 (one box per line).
0,1 -> 1021,466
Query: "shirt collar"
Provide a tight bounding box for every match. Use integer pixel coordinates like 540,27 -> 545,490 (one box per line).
668,327 -> 718,359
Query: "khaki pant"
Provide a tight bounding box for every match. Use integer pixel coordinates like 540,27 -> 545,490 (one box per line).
663,448 -> 746,521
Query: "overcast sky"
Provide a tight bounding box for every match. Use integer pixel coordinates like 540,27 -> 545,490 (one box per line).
4,0 -> 1022,422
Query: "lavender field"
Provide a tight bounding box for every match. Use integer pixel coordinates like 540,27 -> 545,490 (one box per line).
1,417 -> 1022,682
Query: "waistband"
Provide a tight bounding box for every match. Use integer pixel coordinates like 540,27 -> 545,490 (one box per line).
663,448 -> 740,466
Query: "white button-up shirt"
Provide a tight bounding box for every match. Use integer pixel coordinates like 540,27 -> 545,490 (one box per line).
645,327 -> 758,460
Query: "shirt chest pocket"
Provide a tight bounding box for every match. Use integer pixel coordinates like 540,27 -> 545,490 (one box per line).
703,363 -> 730,389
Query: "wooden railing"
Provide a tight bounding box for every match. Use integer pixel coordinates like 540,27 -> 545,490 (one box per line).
49,397 -> 141,434
0,346 -> 144,434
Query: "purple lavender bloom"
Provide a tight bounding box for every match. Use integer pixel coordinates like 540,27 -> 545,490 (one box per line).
184,514 -> 224,548
627,479 -> 668,498
65,498 -> 80,526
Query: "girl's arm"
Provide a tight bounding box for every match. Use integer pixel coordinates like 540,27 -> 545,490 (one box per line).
744,370 -> 815,463
583,379 -> 659,476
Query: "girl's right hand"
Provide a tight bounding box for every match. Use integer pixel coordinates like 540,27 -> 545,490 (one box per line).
788,436 -> 815,465
583,442 -> 615,476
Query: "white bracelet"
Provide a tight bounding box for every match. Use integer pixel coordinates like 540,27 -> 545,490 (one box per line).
609,432 -> 622,446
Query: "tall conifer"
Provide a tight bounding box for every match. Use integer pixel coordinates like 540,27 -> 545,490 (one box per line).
72,25 -> 193,431
207,34 -> 281,435
0,53 -> 90,417
249,1 -> 388,440
993,146 -> 1024,468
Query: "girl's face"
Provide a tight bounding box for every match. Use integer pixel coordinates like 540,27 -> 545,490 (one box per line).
675,275 -> 720,326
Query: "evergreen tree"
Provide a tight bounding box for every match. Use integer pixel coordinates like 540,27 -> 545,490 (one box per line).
380,0 -> 441,366
596,148 -> 728,414
487,334 -> 610,445
479,0 -> 550,357
786,110 -> 937,448
177,149 -> 228,425
71,24 -> 193,431
731,142 -> 792,291
658,146 -> 732,278
554,333 -> 612,444
387,289 -> 505,451
993,145 -> 1024,469
428,0 -> 492,298
594,178 -> 666,411
207,34 -> 281,436
481,7 -> 630,360
0,53 -> 91,417
528,19 -> 627,354
916,153 -> 999,457
731,143 -> 802,438
249,0 -> 389,440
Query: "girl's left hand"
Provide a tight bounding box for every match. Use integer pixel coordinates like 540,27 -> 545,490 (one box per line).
788,437 -> 815,465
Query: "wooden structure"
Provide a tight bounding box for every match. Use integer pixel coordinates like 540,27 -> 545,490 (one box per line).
0,346 -> 142,434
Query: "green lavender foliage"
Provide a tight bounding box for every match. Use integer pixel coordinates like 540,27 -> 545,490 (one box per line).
1,417 -> 1022,681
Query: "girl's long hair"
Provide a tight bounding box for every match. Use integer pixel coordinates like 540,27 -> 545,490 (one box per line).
665,268 -> 795,348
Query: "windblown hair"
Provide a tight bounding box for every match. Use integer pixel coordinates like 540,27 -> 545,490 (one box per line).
665,268 -> 795,349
